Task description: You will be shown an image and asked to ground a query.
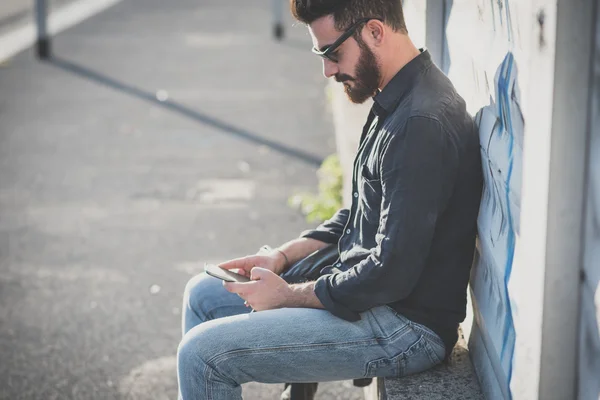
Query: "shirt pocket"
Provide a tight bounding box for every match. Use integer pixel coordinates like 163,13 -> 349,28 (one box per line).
358,164 -> 382,224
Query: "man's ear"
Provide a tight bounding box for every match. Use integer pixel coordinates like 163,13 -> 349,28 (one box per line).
365,19 -> 385,46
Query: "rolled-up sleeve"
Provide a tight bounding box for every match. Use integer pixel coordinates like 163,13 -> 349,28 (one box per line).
300,208 -> 349,244
314,116 -> 458,318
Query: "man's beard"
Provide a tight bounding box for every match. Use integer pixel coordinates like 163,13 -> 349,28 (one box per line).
335,42 -> 381,104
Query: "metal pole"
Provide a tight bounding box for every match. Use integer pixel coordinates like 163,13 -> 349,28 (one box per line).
273,0 -> 284,40
35,0 -> 51,59
538,0 -> 595,398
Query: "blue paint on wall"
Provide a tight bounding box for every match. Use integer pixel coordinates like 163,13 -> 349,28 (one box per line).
497,53 -> 516,388
473,51 -> 524,399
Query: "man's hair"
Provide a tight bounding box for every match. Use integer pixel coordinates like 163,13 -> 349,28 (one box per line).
290,0 -> 407,34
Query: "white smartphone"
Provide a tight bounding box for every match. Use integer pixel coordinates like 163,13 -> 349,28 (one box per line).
204,263 -> 251,283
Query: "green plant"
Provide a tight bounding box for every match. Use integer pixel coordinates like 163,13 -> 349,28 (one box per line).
288,154 -> 343,223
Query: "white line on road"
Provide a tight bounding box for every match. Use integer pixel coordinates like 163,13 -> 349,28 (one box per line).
0,0 -> 122,63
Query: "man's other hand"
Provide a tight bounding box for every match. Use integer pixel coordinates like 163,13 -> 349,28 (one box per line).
222,267 -> 291,311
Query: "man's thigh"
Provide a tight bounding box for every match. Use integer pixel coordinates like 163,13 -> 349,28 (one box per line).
178,304 -> 442,384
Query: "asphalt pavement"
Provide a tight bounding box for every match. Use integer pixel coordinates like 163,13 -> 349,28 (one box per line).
0,0 -> 364,398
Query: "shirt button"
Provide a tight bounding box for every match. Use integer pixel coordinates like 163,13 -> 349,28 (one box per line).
353,192 -> 358,198
346,229 -> 351,234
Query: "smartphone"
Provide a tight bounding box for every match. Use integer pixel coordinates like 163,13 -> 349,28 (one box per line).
204,263 -> 251,283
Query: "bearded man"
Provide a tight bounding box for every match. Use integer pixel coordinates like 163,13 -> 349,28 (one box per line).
177,1 -> 483,399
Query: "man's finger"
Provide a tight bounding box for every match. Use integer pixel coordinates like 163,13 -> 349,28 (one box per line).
250,267 -> 271,281
219,256 -> 259,271
222,279 -> 260,295
222,281 -> 247,294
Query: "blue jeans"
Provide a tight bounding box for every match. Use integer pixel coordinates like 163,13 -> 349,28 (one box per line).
177,273 -> 446,400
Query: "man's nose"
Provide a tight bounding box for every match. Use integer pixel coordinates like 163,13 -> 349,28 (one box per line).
322,59 -> 339,79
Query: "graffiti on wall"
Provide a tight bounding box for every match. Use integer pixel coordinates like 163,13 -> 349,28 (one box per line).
443,1 -> 531,397
472,51 -> 524,398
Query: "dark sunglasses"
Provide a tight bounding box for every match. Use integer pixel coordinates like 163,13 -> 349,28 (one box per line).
311,17 -> 383,63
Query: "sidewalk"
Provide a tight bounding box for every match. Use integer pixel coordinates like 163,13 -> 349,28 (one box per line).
0,0 -> 29,26
0,0 -> 75,35
0,0 -> 364,398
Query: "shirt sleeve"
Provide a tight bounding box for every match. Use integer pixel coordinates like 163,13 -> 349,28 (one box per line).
314,116 -> 459,319
300,208 -> 349,245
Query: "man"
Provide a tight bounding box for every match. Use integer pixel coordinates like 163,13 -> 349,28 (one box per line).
177,0 -> 483,399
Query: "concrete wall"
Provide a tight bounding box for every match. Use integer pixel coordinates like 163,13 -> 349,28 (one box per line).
440,1 -> 596,398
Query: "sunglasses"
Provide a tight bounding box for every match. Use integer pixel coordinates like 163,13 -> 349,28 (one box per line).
311,17 -> 383,63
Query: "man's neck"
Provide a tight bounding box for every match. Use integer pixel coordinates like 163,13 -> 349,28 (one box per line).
379,37 -> 421,90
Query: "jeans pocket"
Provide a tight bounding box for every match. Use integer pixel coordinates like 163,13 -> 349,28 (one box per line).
409,322 -> 446,355
365,334 -> 440,378
365,352 -> 403,378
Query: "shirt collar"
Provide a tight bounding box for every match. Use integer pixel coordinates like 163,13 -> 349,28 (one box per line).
372,49 -> 432,117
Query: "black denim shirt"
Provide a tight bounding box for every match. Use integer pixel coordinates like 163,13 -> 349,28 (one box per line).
301,50 -> 483,354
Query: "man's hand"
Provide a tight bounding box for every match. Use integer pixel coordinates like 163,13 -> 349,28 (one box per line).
218,250 -> 287,277
222,267 -> 292,311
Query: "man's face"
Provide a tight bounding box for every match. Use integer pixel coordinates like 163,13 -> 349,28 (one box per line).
309,16 -> 382,104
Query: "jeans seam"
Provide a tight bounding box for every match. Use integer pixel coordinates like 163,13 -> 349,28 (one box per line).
207,325 -> 412,367
208,339 -> 375,366
202,353 -> 238,399
205,362 -> 213,400
423,340 -> 443,366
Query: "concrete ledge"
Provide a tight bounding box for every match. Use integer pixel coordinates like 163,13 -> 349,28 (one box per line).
372,332 -> 483,400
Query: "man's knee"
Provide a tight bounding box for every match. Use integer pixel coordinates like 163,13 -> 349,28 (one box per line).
177,327 -> 212,390
177,328 -> 202,368
177,322 -> 239,383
